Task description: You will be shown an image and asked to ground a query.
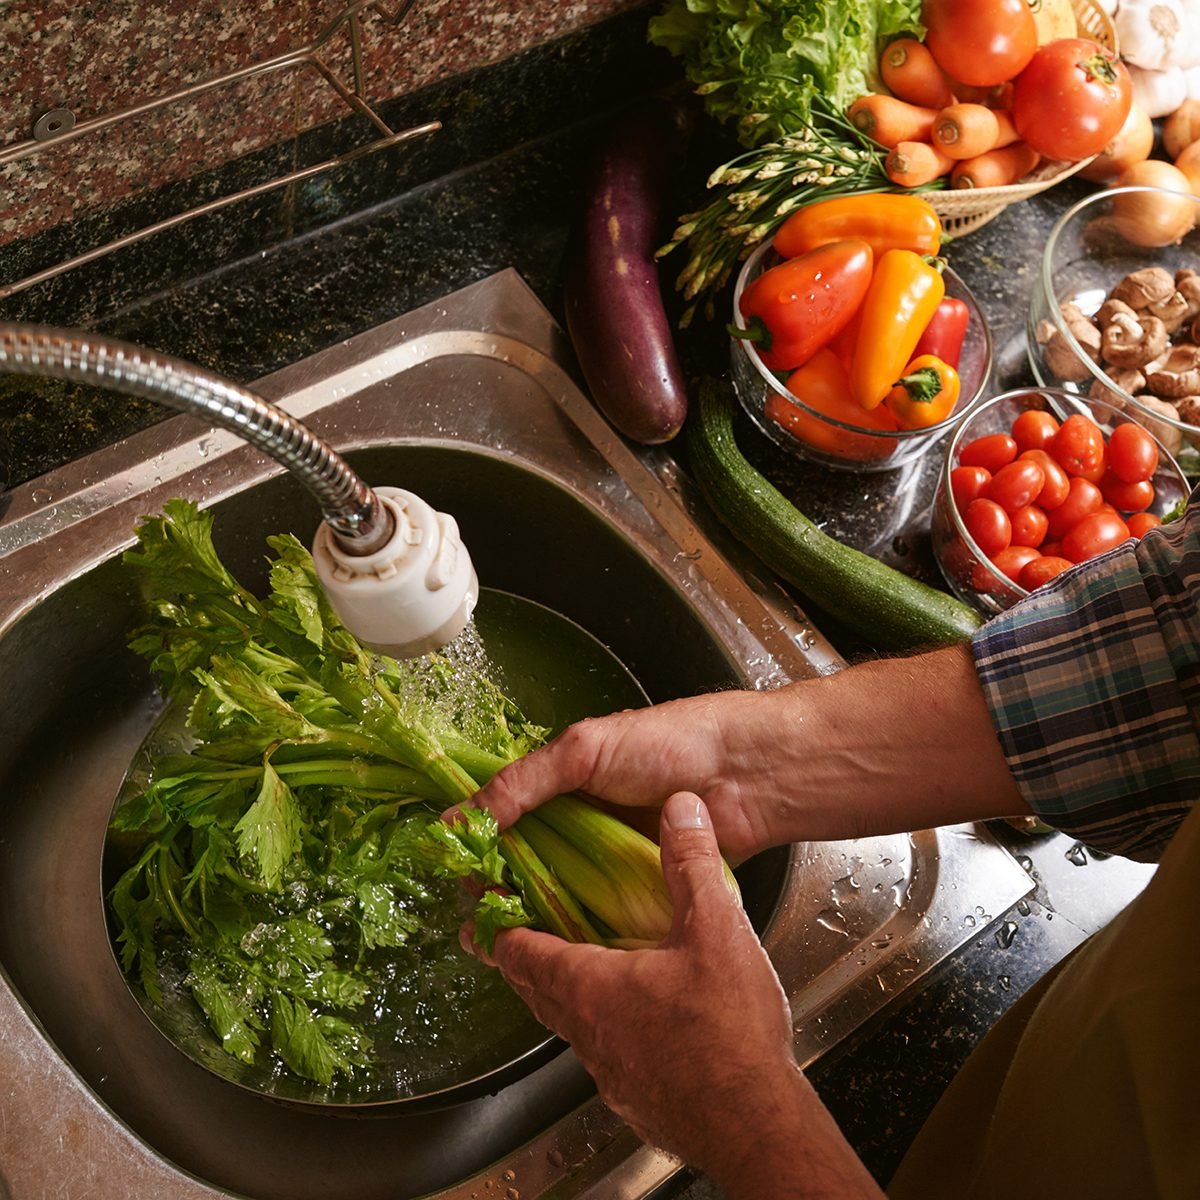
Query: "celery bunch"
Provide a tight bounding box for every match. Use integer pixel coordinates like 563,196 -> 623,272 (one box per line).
110,500 -> 732,1088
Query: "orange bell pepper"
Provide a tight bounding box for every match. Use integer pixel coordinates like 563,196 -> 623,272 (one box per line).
765,348 -> 899,462
848,250 -> 946,411
773,193 -> 943,261
886,354 -> 961,430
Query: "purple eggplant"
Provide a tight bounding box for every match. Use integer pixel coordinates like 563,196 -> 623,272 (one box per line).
564,99 -> 691,445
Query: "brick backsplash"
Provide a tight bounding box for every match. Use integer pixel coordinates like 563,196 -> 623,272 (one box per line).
0,0 -> 643,247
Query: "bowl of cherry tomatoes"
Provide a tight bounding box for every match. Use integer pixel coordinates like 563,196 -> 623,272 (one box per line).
730,235 -> 992,474
931,388 -> 1190,615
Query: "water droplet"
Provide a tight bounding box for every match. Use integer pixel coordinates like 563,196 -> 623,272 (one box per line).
197,438 -> 212,457
506,1190 -> 520,1200
501,1172 -> 516,1184
870,933 -> 893,949
831,872 -> 860,905
1017,855 -> 1034,873
998,974 -> 1011,991
964,914 -> 977,928
995,920 -> 1018,949
1065,842 -> 1088,867
546,1149 -> 564,1169
1016,899 -> 1031,916
815,908 -> 849,936
30,488 -> 52,504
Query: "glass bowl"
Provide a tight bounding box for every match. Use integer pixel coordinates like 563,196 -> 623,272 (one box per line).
1028,186 -> 1200,463
730,241 -> 993,473
931,387 -> 1190,616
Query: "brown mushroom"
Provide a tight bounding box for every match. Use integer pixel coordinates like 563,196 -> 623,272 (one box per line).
1096,298 -> 1138,327
1089,368 -> 1146,408
1174,396 -> 1200,428
1125,394 -> 1185,455
1146,290 -> 1192,334
1176,273 -> 1200,323
1101,311 -> 1169,369
1043,302 -> 1101,381
1146,343 -> 1200,398
1110,267 -> 1177,310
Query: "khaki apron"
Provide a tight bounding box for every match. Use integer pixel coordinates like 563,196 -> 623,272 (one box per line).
889,801 -> 1200,1199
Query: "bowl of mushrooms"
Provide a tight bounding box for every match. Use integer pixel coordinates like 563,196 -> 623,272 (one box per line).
1029,185 -> 1200,464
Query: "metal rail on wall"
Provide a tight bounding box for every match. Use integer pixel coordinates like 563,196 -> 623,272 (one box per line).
0,0 -> 439,301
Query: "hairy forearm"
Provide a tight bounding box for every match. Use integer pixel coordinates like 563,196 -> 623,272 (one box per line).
754,643 -> 1028,847
703,1065 -> 884,1200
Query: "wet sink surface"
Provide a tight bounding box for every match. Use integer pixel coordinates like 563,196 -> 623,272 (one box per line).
0,271 -> 1033,1200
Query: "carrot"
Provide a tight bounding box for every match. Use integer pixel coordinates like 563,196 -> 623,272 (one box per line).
951,142 -> 1040,189
933,103 -> 1010,160
885,140 -> 955,188
880,39 -> 956,109
848,94 -> 938,148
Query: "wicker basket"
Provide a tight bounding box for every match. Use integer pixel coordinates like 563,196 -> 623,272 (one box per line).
928,0 -> 1119,238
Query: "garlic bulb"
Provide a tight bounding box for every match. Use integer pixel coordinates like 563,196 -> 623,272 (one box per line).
1115,0 -> 1189,72
1127,62 -> 1189,118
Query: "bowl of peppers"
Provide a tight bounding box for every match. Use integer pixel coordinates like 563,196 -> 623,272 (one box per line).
729,194 -> 992,473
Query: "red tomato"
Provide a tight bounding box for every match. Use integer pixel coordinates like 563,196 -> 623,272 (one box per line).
1012,39 -> 1133,162
1062,510 -> 1131,563
1049,413 -> 1106,478
964,498 -> 1013,557
1100,470 -> 1155,514
960,433 -> 1019,474
1019,555 -> 1074,591
923,0 -> 1037,88
951,465 -> 993,512
991,544 -> 1041,583
1019,449 -> 1070,510
987,460 -> 1046,514
1107,422 -> 1159,484
1011,504 -> 1050,548
1040,538 -> 1064,559
1127,511 -> 1162,538
1046,476 -> 1104,540
1011,409 -> 1060,454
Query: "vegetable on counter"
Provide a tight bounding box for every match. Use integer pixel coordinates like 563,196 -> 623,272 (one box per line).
648,0 -> 926,149
885,354 -> 961,429
687,377 -> 983,650
564,98 -> 691,444
912,296 -> 970,368
772,191 -> 943,261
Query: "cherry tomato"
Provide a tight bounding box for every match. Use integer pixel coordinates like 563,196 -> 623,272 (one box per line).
1100,470 -> 1155,514
1019,555 -> 1074,591
1011,409 -> 1060,454
1012,39 -> 1133,162
1011,504 -> 1050,548
960,432 -> 1018,474
1019,449 -> 1070,510
1062,510 -> 1131,563
923,0 -> 1037,88
964,498 -> 1012,557
1126,511 -> 1162,538
991,544 -> 1041,583
1107,422 -> 1159,484
1041,538 -> 1064,559
987,460 -> 1046,514
1049,413 -> 1106,479
951,465 -> 993,512
1046,476 -> 1103,540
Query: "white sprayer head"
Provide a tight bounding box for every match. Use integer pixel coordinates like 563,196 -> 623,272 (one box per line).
312,486 -> 478,659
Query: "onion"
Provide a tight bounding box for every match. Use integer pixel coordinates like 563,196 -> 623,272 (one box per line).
1078,104 -> 1155,182
1163,99 -> 1200,160
1109,159 -> 1198,246
1176,140 -> 1200,194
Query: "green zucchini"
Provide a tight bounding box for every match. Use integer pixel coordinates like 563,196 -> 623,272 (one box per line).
686,377 -> 982,651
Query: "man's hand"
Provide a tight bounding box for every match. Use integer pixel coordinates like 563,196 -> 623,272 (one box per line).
471,645 -> 1027,861
462,792 -> 885,1199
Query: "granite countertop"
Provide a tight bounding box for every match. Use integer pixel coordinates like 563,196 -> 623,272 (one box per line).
0,11 -> 1159,1195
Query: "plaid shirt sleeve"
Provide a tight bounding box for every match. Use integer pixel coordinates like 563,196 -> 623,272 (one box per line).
971,489 -> 1200,862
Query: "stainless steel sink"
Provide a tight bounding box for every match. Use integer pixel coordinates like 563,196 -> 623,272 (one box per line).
0,270 -> 1033,1199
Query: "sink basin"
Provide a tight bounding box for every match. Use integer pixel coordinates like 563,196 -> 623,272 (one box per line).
0,270 -> 1033,1199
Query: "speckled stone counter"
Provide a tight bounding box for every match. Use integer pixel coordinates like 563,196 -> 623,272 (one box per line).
0,10 -> 1159,1194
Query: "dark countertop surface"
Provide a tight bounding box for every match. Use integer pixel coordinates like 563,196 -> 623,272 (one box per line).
0,9 -> 1159,1195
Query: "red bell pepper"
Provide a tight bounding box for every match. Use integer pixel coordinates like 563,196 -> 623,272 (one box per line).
912,297 -> 970,370
733,240 -> 874,372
